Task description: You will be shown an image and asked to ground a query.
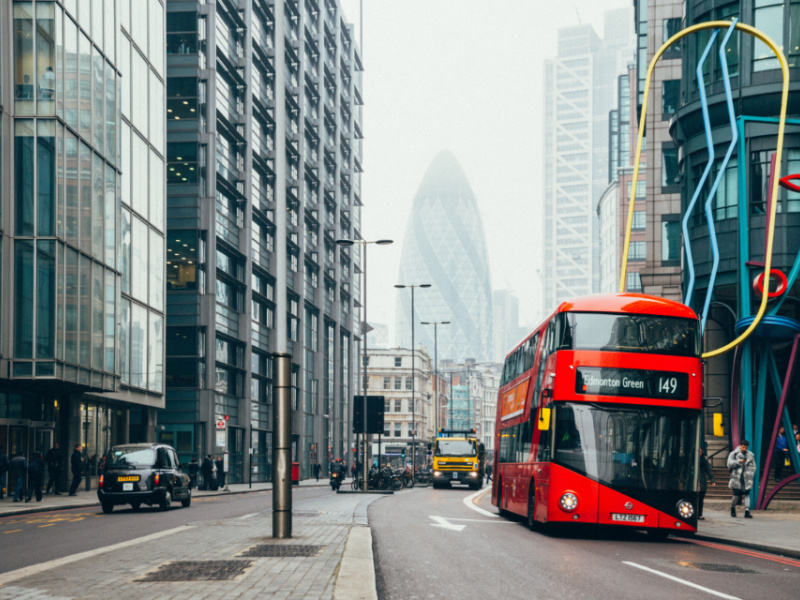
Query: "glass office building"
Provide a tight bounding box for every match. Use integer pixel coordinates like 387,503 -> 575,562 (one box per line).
160,0 -> 363,482
0,0 -> 166,478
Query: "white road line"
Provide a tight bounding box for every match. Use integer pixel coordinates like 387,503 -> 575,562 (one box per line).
429,516 -> 465,531
0,525 -> 193,586
463,486 -> 498,518
237,512 -> 260,520
623,561 -> 741,600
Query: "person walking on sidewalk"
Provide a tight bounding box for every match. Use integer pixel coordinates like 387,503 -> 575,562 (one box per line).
698,447 -> 715,519
45,442 -> 63,495
68,444 -> 83,496
188,455 -> 199,489
10,453 -> 27,502
200,454 -> 214,490
773,427 -> 789,481
485,461 -> 493,484
215,456 -> 226,489
0,447 -> 9,500
25,452 -> 46,502
727,440 -> 756,518
313,461 -> 321,481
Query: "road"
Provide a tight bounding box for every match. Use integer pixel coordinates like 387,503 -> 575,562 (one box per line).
369,483 -> 800,600
0,487 -> 330,574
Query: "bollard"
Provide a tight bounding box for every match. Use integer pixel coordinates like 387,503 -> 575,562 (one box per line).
272,353 -> 292,538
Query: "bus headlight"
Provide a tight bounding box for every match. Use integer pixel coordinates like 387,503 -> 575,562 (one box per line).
677,500 -> 694,519
559,493 -> 578,512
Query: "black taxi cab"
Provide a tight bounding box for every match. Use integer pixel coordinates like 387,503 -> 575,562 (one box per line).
97,443 -> 191,513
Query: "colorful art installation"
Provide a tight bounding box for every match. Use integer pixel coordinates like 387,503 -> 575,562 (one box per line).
621,20 -> 799,509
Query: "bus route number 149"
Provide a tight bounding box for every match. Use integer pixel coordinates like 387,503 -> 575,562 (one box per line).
658,376 -> 679,395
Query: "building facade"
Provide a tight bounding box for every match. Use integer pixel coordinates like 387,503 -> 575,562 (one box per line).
395,150 -> 493,363
366,348 -> 434,467
492,289 -> 528,362
542,9 -> 635,312
161,0 -> 363,481
1,0 -> 166,481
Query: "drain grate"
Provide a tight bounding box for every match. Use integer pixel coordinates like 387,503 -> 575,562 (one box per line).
239,544 -> 324,558
676,561 -> 757,574
136,560 -> 252,581
293,511 -> 322,518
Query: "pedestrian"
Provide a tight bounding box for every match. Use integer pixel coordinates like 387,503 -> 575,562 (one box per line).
200,454 -> 214,490
188,455 -> 199,489
10,453 -> 27,502
773,427 -> 789,481
68,444 -> 83,496
45,442 -> 63,495
485,461 -> 493,484
796,432 -> 800,454
698,447 -> 715,520
25,453 -> 46,502
313,461 -> 321,481
215,456 -> 226,488
0,447 -> 10,500
727,439 -> 756,519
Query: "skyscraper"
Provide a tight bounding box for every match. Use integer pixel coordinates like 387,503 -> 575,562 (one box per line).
0,0 -> 166,463
542,9 -> 634,311
395,150 -> 492,363
162,0 -> 363,481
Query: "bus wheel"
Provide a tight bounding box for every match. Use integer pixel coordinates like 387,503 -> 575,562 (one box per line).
527,485 -> 538,531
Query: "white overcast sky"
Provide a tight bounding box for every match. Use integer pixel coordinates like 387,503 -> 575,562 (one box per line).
340,0 -> 633,343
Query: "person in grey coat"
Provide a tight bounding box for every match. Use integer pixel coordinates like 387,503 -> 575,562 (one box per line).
727,440 -> 756,519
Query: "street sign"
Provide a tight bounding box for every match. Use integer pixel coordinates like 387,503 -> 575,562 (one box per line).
410,429 -> 417,436
216,419 -> 226,430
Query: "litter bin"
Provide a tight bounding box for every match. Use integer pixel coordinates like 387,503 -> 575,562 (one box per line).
291,462 -> 299,485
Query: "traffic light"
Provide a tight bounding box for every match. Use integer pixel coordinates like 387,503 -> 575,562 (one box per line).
401,449 -> 406,459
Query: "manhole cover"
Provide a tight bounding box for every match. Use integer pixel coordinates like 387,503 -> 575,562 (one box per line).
676,561 -> 757,573
136,560 -> 252,581
239,544 -> 324,558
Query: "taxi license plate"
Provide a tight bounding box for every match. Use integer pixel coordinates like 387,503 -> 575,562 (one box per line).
611,513 -> 645,523
452,472 -> 458,479
117,476 -> 139,482
123,483 -> 134,491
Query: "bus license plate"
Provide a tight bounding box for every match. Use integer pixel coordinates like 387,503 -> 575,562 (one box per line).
452,472 -> 458,479
123,483 -> 133,491
611,513 -> 645,523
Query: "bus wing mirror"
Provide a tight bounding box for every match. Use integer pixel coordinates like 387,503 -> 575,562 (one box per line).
713,413 -> 724,437
538,407 -> 551,431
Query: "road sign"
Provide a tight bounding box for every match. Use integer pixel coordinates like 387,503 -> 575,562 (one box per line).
216,419 -> 226,430
410,429 -> 417,436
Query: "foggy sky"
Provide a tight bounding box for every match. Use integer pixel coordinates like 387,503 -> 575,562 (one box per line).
342,0 -> 633,346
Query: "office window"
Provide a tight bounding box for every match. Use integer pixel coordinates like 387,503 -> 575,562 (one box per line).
753,0 -> 783,72
166,12 -> 198,55
662,145 -> 679,188
14,240 -> 35,358
167,77 -> 198,121
626,272 -> 642,293
405,377 -> 412,390
383,376 -> 390,390
662,219 -> 681,263
14,120 -> 35,236
394,423 -> 401,437
394,357 -> 402,367
663,18 -> 682,54
394,377 -> 401,390
662,80 -> 680,116
629,241 -> 646,261
632,211 -> 646,231
394,400 -> 401,413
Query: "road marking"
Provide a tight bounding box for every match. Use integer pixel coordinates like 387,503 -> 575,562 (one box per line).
463,486 -> 498,518
0,525 -> 194,586
38,524 -> 55,528
429,516 -> 465,531
675,537 -> 800,569
623,561 -> 741,599
445,517 -> 515,523
237,512 -> 260,520
3,530 -> 22,534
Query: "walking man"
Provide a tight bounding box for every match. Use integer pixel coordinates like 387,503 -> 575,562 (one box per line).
0,447 -> 9,500
727,440 -> 756,518
773,427 -> 789,481
10,453 -> 27,502
68,444 -> 83,496
698,447 -> 715,519
26,453 -> 46,502
188,455 -> 199,489
200,454 -> 214,490
313,461 -> 321,481
45,442 -> 62,495
215,456 -> 226,488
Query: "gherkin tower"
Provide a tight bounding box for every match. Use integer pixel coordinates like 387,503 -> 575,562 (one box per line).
395,151 -> 493,362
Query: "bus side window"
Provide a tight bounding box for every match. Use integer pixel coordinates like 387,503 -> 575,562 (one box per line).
533,322 -> 555,404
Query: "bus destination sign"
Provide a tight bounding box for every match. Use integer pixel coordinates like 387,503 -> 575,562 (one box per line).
575,367 -> 689,400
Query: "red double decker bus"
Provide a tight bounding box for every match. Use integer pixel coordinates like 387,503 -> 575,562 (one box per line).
492,293 -> 702,535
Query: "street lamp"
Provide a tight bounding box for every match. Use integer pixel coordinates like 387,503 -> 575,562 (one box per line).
420,321 -> 449,436
336,237 -> 393,491
395,283 -> 431,478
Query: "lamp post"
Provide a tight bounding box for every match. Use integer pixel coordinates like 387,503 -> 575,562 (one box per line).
395,283 -> 431,478
421,321 -> 449,436
336,238 -> 393,491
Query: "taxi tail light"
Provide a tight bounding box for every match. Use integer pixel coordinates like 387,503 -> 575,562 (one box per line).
98,474 -> 104,489
154,473 -> 160,486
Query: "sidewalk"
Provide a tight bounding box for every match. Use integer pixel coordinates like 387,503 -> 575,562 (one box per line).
0,477 -> 379,600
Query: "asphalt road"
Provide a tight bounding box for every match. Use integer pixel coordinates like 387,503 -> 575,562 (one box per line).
0,487 -> 330,574
369,483 -> 800,600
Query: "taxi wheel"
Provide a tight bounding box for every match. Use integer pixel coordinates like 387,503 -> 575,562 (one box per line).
101,501 -> 113,514
181,494 -> 191,508
160,490 -> 172,511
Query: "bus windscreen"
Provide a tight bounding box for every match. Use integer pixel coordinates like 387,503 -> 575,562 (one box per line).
558,313 -> 700,357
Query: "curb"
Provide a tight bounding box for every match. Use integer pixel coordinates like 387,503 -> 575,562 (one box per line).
336,490 -> 394,495
0,481 -> 331,519
686,532 -> 800,560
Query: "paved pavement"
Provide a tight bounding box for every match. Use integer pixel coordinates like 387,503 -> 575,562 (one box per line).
0,484 -> 798,598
